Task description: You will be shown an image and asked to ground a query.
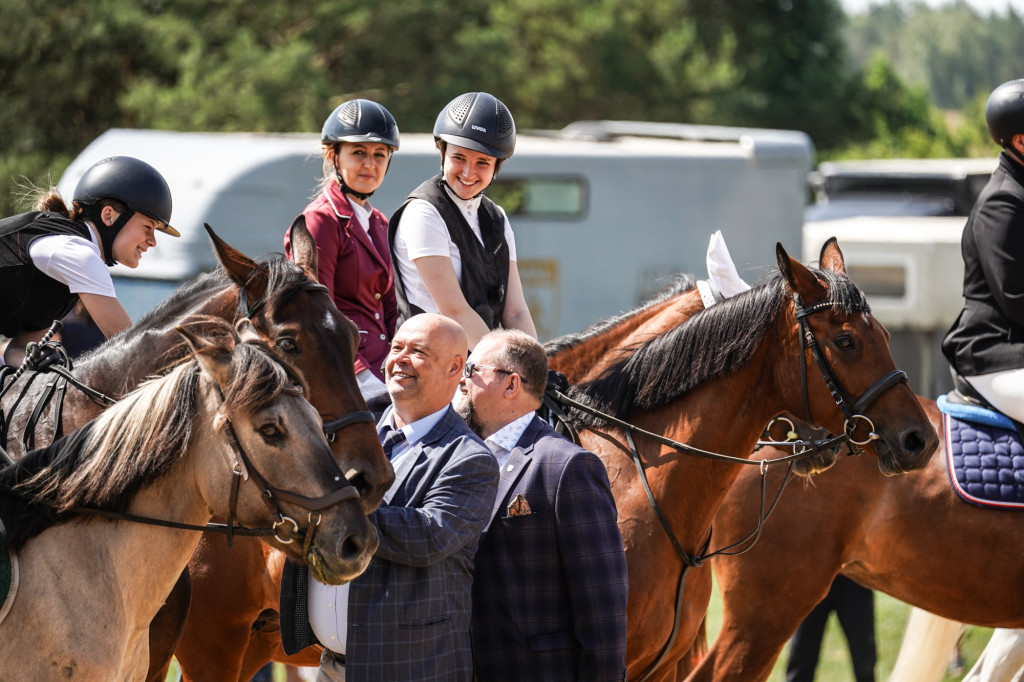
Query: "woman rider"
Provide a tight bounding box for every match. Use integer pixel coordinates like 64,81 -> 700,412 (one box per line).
388,92 -> 537,349
0,156 -> 178,366
943,78 -> 1024,422
283,99 -> 400,405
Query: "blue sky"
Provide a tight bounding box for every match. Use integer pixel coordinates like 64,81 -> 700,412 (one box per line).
841,0 -> 1017,13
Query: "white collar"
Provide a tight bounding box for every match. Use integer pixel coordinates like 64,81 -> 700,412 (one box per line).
485,412 -> 535,455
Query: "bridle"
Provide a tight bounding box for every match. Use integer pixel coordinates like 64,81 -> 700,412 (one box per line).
547,293 -> 909,682
237,285 -> 376,444
1,362 -> 361,553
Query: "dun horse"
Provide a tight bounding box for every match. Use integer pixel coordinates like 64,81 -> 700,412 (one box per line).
688,395 -> 1023,681
0,320 -> 371,681
546,240 -> 936,680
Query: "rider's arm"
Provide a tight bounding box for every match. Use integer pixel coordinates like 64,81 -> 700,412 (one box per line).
412,255 -> 491,348
76,293 -> 132,338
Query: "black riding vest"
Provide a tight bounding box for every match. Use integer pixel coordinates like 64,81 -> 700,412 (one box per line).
0,211 -> 95,337
388,176 -> 510,329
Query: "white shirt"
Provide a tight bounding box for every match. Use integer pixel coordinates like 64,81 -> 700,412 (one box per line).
484,412 -> 534,469
28,228 -> 116,298
392,184 -> 518,313
307,404 -> 451,653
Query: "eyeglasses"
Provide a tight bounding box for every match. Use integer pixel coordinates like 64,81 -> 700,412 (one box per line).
463,362 -> 527,384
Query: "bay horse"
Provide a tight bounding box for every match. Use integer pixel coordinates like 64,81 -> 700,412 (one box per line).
546,239 -> 936,681
0,319 -> 370,681
0,223 -> 391,680
687,395 -> 1024,682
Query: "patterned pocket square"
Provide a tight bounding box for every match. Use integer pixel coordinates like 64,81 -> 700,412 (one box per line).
506,494 -> 532,517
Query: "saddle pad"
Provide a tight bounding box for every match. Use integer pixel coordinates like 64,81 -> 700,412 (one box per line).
936,394 -> 1017,430
0,519 -> 19,624
943,413 -> 1024,509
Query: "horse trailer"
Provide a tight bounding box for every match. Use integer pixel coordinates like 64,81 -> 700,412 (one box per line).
57,122 -> 814,339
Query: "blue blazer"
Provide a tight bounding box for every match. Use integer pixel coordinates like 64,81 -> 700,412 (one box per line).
281,405 -> 499,682
470,416 -> 629,681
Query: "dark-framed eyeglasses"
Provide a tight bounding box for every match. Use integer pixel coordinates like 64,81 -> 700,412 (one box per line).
463,362 -> 527,383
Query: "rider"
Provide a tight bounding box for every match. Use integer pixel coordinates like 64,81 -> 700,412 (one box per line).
0,156 -> 178,366
284,98 -> 400,405
388,91 -> 537,349
943,78 -> 1024,422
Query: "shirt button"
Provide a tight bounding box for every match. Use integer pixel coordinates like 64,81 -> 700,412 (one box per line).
375,313 -> 381,319
374,293 -> 381,300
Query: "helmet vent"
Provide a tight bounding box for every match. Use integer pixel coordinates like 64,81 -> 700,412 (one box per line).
496,104 -> 514,137
449,93 -> 476,127
339,100 -> 360,127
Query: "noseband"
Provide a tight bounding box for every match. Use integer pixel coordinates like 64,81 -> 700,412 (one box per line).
792,294 -> 908,452
238,285 -> 376,445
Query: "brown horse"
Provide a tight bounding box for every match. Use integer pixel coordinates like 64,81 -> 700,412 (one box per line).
687,395 -> 1024,681
0,224 -> 391,681
546,240 -> 936,680
0,319 -> 369,681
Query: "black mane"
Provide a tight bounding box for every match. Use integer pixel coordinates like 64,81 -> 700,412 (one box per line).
566,267 -> 869,426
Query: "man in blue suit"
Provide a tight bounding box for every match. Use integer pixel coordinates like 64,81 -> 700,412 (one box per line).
454,329 -> 629,681
281,313 -> 499,682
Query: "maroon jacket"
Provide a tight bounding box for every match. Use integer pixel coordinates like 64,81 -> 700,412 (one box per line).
285,183 -> 397,379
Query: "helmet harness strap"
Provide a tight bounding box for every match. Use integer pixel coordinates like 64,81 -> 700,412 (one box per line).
84,203 -> 135,266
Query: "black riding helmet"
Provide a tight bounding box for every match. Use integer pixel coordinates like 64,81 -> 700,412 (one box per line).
433,92 -> 516,160
986,78 -> 1024,148
73,156 -> 178,266
322,99 -> 400,200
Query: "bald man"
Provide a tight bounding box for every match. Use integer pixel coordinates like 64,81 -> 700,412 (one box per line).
282,314 -> 499,682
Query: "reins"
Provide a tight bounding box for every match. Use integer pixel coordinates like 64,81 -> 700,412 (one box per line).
547,293 -> 908,682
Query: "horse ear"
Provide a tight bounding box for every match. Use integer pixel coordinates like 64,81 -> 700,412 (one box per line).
235,318 -> 262,345
204,223 -> 269,304
176,323 -> 235,388
776,242 -> 827,302
817,237 -> 847,275
288,218 -> 320,282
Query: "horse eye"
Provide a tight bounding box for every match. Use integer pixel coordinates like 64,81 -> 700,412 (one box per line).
276,337 -> 298,354
260,424 -> 283,439
835,335 -> 855,350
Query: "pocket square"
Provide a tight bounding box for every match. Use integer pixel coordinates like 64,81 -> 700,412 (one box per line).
506,494 -> 532,517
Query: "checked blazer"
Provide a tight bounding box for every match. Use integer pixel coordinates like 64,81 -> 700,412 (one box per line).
281,405 -> 499,682
470,415 -> 629,681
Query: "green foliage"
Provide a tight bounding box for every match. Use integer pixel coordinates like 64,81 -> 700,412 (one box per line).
3,0 -> 1023,218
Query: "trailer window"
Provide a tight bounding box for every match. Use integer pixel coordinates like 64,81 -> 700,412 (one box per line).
486,177 -> 586,219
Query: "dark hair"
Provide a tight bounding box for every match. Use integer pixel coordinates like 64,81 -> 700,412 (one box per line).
484,329 -> 547,402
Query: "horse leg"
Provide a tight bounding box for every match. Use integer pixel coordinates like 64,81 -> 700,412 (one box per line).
175,535 -> 269,681
241,616 -> 323,678
889,607 -> 965,682
146,569 -> 192,682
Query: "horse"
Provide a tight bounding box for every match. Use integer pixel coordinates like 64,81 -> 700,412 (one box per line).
0,318 -> 373,681
0,223 -> 391,681
687,395 -> 1024,682
545,239 -> 937,681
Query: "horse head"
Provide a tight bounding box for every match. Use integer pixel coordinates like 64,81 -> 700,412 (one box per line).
776,238 -> 938,475
204,223 -> 394,512
178,320 -> 378,584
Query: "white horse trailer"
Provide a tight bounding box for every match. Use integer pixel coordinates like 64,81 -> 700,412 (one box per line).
57,122 -> 813,339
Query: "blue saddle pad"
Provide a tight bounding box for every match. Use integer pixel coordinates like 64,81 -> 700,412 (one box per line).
938,396 -> 1024,509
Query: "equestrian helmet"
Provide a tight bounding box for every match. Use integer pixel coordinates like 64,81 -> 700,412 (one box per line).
985,79 -> 1024,148
433,92 -> 516,159
73,156 -> 178,236
322,99 -> 400,150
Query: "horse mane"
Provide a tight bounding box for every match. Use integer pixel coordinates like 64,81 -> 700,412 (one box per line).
566,266 -> 869,426
0,324 -> 303,551
544,273 -> 698,356
74,254 -> 313,367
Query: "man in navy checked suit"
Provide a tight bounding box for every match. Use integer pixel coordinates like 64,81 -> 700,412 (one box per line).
454,330 -> 629,681
280,313 -> 499,681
